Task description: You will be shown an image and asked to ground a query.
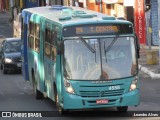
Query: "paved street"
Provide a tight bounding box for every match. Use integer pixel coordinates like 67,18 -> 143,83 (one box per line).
0,70 -> 56,111
0,69 -> 160,119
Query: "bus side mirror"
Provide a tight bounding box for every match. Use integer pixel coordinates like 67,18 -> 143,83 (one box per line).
57,41 -> 64,55
135,34 -> 140,58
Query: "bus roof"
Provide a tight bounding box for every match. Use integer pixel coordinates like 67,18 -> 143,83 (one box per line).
22,6 -> 131,26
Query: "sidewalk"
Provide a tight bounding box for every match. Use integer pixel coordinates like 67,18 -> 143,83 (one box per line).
138,45 -> 160,79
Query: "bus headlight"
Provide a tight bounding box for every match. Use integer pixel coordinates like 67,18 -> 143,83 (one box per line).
130,77 -> 138,91
64,80 -> 75,94
5,58 -> 12,63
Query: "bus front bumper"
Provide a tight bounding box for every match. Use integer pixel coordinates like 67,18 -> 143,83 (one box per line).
63,89 -> 140,110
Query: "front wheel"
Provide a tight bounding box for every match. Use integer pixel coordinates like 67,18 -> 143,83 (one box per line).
117,106 -> 128,112
55,89 -> 68,115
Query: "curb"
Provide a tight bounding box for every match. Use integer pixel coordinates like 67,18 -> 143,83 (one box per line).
139,64 -> 160,79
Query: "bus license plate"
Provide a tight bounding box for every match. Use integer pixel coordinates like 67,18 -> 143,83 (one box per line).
96,99 -> 108,104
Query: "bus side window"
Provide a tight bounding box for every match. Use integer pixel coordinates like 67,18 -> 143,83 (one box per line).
51,31 -> 57,61
28,22 -> 35,50
45,28 -> 51,58
35,24 -> 40,52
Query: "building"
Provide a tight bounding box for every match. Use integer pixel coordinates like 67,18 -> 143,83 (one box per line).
0,0 -> 10,12
1,0 -> 157,46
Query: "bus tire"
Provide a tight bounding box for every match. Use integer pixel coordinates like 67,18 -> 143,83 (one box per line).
32,72 -> 43,99
55,89 -> 67,115
117,106 -> 128,112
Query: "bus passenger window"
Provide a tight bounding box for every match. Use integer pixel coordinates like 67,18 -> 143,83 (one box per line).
35,24 -> 40,52
29,22 -> 34,35
45,28 -> 52,58
28,36 -> 34,49
35,24 -> 40,38
45,43 -> 51,58
52,31 -> 57,45
45,28 -> 51,43
28,22 -> 35,50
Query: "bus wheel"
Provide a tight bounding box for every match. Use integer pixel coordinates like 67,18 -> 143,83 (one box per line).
117,106 -> 128,112
55,90 -> 67,115
32,73 -> 43,99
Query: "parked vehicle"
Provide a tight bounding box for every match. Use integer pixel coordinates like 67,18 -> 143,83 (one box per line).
0,38 -> 22,74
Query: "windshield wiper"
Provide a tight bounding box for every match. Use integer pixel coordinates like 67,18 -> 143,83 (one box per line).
105,34 -> 119,53
104,35 -> 119,61
104,35 -> 119,63
79,37 -> 96,53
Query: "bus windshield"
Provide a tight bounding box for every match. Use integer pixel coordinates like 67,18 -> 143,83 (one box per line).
63,36 -> 137,80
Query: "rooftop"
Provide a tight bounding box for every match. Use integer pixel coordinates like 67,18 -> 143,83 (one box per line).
23,5 -> 131,25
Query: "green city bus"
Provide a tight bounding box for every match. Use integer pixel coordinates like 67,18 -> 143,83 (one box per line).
21,5 -> 140,114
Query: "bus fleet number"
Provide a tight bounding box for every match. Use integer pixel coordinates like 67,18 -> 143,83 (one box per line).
109,85 -> 120,90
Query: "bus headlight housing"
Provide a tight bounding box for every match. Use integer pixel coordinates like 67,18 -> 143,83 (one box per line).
5,58 -> 12,63
64,80 -> 75,94
130,77 -> 138,91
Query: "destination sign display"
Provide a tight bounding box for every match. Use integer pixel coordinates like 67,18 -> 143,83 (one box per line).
63,24 -> 133,37
76,26 -> 119,34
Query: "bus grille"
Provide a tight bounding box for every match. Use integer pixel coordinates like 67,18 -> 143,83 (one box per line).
79,89 -> 124,97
